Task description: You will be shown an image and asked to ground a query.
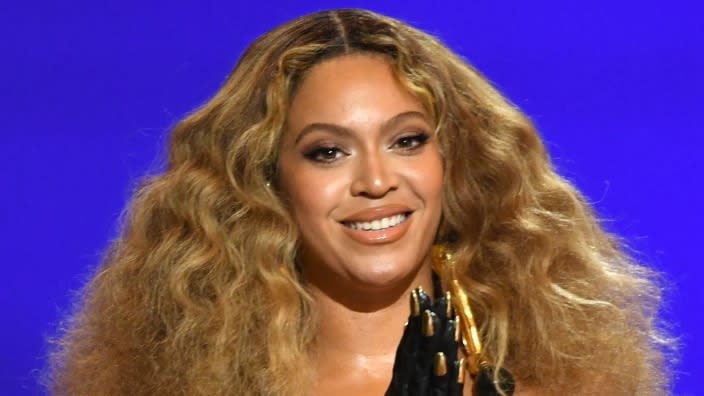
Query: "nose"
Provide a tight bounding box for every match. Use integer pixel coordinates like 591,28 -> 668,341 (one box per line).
350,151 -> 399,198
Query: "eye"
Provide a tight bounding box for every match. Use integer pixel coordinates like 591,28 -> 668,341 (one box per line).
393,132 -> 430,151
303,146 -> 346,163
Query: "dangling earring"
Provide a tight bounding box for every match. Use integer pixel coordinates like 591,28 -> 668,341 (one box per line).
431,245 -> 515,396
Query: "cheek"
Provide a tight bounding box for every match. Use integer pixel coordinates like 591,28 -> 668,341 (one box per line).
407,152 -> 444,203
282,167 -> 347,223
427,157 -> 445,196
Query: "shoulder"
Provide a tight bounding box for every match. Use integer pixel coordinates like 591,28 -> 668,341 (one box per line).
462,380 -> 542,396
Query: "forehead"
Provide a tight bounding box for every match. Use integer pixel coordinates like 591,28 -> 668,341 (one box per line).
286,54 -> 427,129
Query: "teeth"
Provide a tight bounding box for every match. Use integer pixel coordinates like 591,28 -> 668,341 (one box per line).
347,214 -> 407,231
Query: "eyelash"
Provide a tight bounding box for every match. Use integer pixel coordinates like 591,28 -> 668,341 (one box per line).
302,132 -> 431,164
303,145 -> 346,163
393,132 -> 430,151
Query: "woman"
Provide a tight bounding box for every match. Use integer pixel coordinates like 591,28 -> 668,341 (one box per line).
50,9 -> 672,395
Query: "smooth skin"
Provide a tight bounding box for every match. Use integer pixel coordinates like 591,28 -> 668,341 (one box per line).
277,54 -> 534,395
278,53 -> 443,395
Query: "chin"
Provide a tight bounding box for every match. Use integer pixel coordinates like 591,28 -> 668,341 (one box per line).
347,258 -> 425,291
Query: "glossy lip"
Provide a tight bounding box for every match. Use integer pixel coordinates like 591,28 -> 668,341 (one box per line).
340,204 -> 413,222
339,205 -> 414,245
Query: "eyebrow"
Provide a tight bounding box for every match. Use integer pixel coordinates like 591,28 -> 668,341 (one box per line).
293,110 -> 430,144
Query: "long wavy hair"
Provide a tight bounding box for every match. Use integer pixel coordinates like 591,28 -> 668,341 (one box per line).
49,9 -> 673,395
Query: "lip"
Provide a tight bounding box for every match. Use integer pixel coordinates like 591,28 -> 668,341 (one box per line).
339,205 -> 414,245
340,204 -> 412,222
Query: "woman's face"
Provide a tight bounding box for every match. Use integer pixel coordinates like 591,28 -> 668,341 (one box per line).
278,54 -> 444,293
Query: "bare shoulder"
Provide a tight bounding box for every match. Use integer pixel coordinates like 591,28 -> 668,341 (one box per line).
514,385 -> 541,396
462,379 -> 541,396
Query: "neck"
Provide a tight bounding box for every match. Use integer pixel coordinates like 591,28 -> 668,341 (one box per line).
308,263 -> 434,376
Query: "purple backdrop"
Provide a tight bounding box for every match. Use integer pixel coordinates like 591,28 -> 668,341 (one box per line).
2,1 -> 702,394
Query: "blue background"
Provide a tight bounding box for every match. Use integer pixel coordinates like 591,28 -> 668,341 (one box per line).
2,1 -> 702,394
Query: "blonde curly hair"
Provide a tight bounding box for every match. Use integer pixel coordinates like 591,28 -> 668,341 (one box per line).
49,9 -> 673,395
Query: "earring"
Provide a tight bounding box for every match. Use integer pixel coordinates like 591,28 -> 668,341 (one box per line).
431,245 -> 515,396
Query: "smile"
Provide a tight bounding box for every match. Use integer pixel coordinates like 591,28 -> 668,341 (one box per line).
343,213 -> 409,231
